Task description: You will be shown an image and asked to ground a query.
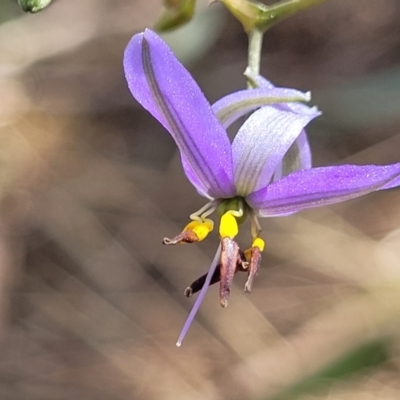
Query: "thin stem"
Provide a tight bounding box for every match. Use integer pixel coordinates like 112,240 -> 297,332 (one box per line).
176,244 -> 222,347
247,28 -> 263,87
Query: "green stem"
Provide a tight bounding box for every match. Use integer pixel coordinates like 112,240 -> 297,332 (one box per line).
241,0 -> 326,86
247,28 -> 263,87
247,28 -> 263,76
221,0 -> 328,35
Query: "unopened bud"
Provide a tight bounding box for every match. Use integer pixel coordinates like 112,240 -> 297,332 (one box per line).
18,0 -> 53,13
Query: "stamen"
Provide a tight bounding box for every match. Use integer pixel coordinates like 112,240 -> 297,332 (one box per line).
252,237 -> 265,251
192,220 -> 213,241
244,247 -> 262,293
200,204 -> 218,220
162,230 -> 199,245
250,208 -> 262,239
189,200 -> 218,221
244,237 -> 264,293
219,212 -> 239,239
229,209 -> 243,218
219,237 -> 240,307
227,197 -> 244,218
176,244 -> 222,347
163,220 -> 213,245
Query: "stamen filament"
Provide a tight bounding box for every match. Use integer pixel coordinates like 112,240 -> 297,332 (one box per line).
190,200 -> 218,222
229,209 -> 243,218
250,208 -> 262,238
228,197 -> 244,218
200,204 -> 218,220
176,244 -> 222,347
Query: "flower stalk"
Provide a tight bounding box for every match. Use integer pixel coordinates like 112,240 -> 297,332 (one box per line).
247,28 -> 263,87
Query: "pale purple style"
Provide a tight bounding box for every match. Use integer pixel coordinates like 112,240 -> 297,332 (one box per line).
124,29 -> 400,345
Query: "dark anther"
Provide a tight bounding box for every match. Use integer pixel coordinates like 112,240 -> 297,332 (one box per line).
184,267 -> 221,297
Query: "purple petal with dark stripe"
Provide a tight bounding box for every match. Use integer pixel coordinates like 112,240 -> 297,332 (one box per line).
124,29 -> 235,199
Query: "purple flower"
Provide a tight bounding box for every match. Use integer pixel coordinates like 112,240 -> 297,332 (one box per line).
124,29 -> 400,345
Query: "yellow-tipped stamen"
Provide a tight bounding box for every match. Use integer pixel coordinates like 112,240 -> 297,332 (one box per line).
219,212 -> 239,239
163,220 -> 213,245
184,219 -> 213,241
252,237 -> 265,251
243,236 -> 264,293
183,220 -> 201,231
244,237 -> 265,260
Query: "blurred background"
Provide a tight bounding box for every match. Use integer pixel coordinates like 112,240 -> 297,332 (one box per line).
1,0 -> 400,399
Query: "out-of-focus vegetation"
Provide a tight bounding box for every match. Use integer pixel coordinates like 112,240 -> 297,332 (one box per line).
1,1 -> 400,399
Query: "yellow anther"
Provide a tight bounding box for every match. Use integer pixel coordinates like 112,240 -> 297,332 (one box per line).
202,219 -> 214,231
181,219 -> 214,242
192,220 -> 213,241
183,220 -> 200,231
219,212 -> 238,239
252,237 -> 265,251
163,219 -> 214,245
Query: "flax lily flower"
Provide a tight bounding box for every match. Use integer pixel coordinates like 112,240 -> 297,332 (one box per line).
124,29 -> 400,345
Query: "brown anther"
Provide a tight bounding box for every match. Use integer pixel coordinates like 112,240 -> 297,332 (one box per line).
219,237 -> 240,307
162,230 -> 199,245
184,249 -> 249,300
244,246 -> 262,293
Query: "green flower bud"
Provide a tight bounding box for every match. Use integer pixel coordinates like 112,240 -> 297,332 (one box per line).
18,0 -> 53,13
219,0 -> 327,33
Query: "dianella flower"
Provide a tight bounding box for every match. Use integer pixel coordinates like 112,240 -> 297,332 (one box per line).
124,29 -> 400,345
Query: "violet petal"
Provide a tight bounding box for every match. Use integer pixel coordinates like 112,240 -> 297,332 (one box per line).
232,106 -> 319,196
124,29 -> 235,199
248,163 -> 400,217
244,70 -> 317,178
212,87 -> 311,129
381,174 -> 400,189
